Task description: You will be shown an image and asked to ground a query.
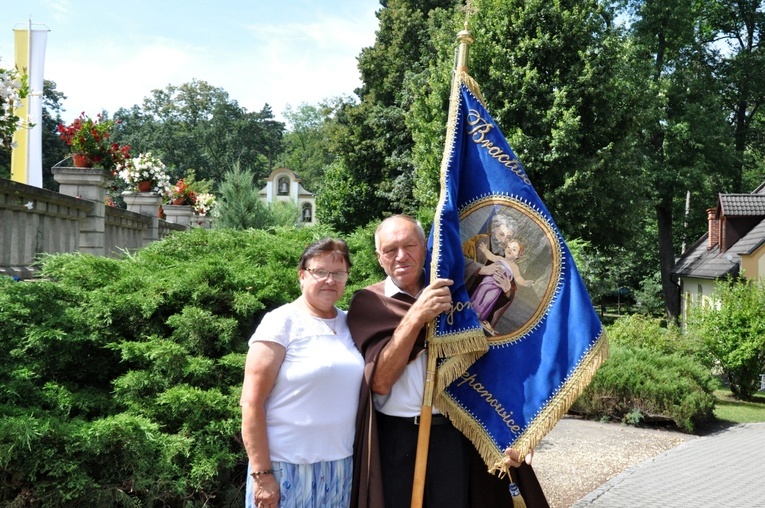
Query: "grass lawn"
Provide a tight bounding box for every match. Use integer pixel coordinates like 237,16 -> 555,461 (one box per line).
713,388 -> 765,424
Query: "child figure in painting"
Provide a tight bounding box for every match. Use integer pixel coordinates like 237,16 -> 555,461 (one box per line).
470,239 -> 534,329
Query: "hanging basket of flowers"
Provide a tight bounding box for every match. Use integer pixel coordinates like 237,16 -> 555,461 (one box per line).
118,152 -> 171,194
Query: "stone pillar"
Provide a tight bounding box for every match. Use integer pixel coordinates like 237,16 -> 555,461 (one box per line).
123,191 -> 162,245
163,204 -> 195,227
52,167 -> 110,256
192,215 -> 212,229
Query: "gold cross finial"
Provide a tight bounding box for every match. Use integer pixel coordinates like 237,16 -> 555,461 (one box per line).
461,0 -> 478,31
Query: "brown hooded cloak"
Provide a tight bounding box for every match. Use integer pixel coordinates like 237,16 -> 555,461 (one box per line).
347,282 -> 548,508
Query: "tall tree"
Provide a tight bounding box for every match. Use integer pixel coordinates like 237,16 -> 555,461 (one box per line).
113,79 -> 284,185
215,162 -> 273,229
320,0 -> 458,232
626,0 -> 739,320
41,81 -> 70,189
707,0 -> 765,192
279,97 -> 352,192
408,0 -> 652,256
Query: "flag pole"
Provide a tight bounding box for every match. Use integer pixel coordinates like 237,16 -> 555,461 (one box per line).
410,323 -> 436,508
410,25 -> 475,508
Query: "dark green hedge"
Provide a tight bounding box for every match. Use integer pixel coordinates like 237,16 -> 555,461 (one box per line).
0,225 -> 381,507
572,315 -> 717,433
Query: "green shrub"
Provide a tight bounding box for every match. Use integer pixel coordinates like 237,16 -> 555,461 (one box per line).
0,226 -> 365,506
572,345 -> 716,432
687,278 -> 765,401
214,162 -> 274,230
607,313 -> 698,355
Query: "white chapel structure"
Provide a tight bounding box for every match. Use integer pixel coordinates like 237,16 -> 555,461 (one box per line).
259,167 -> 316,225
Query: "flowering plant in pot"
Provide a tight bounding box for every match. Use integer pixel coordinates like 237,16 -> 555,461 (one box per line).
193,192 -> 216,216
118,152 -> 171,193
56,112 -> 130,170
167,178 -> 197,205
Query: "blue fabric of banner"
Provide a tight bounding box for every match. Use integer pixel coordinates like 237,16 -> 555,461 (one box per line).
427,72 -> 608,474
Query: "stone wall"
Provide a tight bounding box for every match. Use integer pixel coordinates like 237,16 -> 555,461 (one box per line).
0,170 -> 190,280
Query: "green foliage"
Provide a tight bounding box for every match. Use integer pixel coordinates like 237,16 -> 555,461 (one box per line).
341,220 -> 387,307
406,7 -> 457,216
573,345 -> 716,432
0,79 -> 69,189
113,79 -> 284,184
623,0 -> 742,319
574,314 -> 715,432
705,0 -> 765,192
608,313 -> 697,356
0,226 -> 346,505
464,0 -> 652,250
279,98 -> 351,192
566,238 -> 612,306
318,0 -> 456,232
633,271 -> 666,316
566,238 -> 656,314
267,200 -> 301,227
215,162 -> 273,229
687,278 -> 765,401
316,158 -> 382,233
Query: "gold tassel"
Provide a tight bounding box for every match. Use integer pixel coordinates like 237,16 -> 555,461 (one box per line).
508,480 -> 528,508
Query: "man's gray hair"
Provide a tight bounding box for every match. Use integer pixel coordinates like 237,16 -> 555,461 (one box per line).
374,214 -> 426,251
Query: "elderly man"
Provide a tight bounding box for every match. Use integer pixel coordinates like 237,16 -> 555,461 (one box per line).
348,215 -> 547,508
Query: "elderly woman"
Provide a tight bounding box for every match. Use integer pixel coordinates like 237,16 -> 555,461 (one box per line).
240,238 -> 364,508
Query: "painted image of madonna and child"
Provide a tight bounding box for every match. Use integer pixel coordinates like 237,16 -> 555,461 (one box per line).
461,205 -> 556,338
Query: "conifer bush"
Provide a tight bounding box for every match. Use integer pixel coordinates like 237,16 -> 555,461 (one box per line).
572,314 -> 717,432
0,226 -> 352,506
572,345 -> 716,432
2,221 -> 723,504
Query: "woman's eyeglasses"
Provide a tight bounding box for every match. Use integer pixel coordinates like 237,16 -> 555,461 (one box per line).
306,268 -> 349,282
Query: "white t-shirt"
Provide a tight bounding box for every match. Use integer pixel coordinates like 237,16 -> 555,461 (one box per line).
372,277 -> 441,417
249,302 -> 364,464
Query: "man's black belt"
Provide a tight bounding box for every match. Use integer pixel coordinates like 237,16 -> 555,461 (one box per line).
378,412 -> 450,426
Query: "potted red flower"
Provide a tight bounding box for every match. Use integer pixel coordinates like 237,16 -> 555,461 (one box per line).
168,178 -> 197,205
57,112 -> 130,171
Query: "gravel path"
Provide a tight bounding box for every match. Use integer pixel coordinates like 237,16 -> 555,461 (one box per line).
531,416 -> 697,508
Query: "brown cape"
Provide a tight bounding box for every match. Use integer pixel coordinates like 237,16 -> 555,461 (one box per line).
347,282 -> 549,508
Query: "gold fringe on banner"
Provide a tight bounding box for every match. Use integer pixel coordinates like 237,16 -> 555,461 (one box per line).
436,331 -> 609,476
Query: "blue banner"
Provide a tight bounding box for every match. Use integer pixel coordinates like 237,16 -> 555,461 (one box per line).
427,72 -> 608,474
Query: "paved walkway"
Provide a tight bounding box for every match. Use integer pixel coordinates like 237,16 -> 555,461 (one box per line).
572,422 -> 765,507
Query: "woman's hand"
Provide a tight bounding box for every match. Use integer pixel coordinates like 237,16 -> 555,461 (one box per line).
253,473 -> 280,507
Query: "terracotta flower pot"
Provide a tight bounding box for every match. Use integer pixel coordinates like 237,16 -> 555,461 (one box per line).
72,153 -> 94,168
137,180 -> 152,192
172,197 -> 186,205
